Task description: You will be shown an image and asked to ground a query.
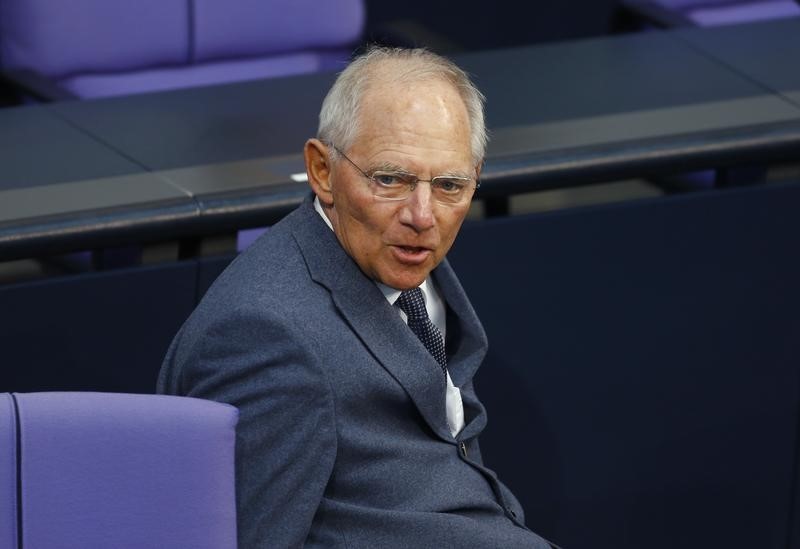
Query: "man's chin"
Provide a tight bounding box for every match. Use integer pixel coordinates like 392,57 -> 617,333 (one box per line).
378,269 -> 432,291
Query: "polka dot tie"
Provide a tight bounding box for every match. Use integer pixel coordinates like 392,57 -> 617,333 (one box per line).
396,287 -> 447,376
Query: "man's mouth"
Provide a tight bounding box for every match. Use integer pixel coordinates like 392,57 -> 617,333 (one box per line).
399,245 -> 426,253
392,245 -> 433,264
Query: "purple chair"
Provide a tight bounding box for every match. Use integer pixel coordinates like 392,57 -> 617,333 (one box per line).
0,0 -> 365,100
0,392 -> 238,548
621,0 -> 800,27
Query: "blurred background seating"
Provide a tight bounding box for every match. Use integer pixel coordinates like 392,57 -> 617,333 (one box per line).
0,0 -> 365,100
619,0 -> 800,28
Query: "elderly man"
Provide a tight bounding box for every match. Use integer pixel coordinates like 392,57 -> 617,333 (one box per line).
158,47 -> 555,548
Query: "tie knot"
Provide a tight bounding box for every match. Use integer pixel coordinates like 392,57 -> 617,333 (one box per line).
396,288 -> 428,320
395,286 -> 447,373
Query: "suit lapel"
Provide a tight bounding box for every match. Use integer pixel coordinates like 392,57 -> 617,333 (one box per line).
433,260 -> 489,440
290,197 -> 453,441
433,259 -> 487,387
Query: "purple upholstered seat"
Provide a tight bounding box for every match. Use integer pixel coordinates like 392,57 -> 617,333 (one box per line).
686,0 -> 800,25
624,0 -> 800,27
2,392 -> 238,549
60,51 -> 348,98
0,394 -> 16,549
0,0 -> 364,99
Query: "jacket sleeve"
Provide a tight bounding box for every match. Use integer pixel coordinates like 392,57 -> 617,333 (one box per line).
159,302 -> 337,548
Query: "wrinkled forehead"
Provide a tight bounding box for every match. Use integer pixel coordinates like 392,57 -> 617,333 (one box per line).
349,92 -> 474,177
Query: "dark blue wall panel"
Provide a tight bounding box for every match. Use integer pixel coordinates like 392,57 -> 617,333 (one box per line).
449,181 -> 800,549
0,262 -> 198,393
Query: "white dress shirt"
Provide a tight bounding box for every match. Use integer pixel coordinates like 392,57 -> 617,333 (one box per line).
314,197 -> 465,437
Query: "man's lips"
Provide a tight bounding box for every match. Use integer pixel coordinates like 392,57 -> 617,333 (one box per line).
390,244 -> 434,264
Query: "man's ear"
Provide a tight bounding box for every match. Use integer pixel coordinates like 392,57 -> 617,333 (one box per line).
304,139 -> 333,205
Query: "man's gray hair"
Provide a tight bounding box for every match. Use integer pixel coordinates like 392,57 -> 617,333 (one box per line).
318,46 -> 488,165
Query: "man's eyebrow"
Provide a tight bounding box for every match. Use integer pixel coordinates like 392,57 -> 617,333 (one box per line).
369,161 -> 413,174
436,171 -> 473,179
369,162 -> 473,179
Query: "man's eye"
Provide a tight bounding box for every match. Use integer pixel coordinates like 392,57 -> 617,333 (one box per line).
436,178 -> 466,193
372,173 -> 405,187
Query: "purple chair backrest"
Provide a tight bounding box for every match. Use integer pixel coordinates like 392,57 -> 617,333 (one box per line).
0,1 -> 188,77
193,0 -> 365,62
2,392 -> 238,549
0,0 -> 364,77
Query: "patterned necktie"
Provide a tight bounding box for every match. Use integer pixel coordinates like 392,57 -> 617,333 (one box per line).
396,287 -> 447,376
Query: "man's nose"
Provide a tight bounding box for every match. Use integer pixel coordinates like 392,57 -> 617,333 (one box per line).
400,183 -> 435,231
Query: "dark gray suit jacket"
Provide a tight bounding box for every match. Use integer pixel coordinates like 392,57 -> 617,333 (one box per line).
158,197 -> 552,548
